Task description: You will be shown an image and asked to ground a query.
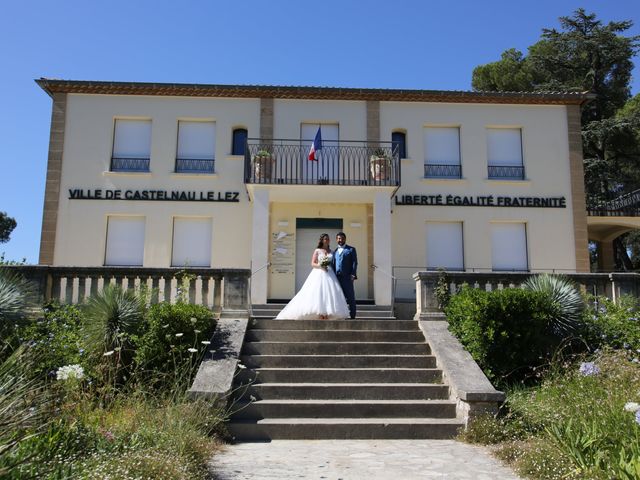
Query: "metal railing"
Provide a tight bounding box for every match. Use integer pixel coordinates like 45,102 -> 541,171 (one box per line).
175,158 -> 215,173
488,165 -> 525,180
110,157 -> 150,172
587,208 -> 640,217
424,163 -> 462,179
244,139 -> 400,186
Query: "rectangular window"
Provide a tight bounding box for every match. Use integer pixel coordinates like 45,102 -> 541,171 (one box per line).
487,128 -> 524,179
171,217 -> 212,267
104,216 -> 145,266
111,119 -> 151,172
424,127 -> 461,178
491,223 -> 528,271
426,222 -> 464,270
176,121 -> 216,173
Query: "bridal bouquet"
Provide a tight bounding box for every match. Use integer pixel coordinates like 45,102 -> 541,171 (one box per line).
319,254 -> 332,270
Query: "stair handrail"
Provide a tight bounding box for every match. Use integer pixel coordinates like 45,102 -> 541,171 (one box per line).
248,262 -> 271,318
371,264 -> 397,316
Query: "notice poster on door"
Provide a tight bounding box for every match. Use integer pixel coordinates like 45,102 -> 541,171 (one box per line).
271,231 -> 294,274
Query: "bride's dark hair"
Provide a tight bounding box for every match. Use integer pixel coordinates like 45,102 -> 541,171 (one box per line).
316,233 -> 330,250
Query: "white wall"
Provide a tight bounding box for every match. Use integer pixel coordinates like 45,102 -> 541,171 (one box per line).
54,94 -> 257,267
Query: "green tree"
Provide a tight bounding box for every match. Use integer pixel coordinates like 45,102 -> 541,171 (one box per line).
0,212 -> 16,244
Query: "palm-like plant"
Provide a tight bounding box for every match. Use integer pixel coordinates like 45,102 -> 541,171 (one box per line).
0,269 -> 35,323
523,273 -> 585,335
83,285 -> 145,363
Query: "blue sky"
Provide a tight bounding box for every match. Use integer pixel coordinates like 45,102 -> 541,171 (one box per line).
1,0 -> 639,263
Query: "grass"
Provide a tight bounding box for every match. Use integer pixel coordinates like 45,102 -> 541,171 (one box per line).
460,349 -> 640,479
4,390 -> 226,479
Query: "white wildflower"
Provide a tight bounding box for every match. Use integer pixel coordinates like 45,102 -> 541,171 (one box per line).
190,317 -> 197,324
56,364 -> 84,381
237,363 -> 246,369
624,402 -> 640,413
103,350 -> 115,357
201,341 -> 211,345
175,333 -> 184,338
187,348 -> 198,353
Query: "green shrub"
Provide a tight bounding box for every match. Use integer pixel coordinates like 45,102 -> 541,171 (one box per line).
445,286 -> 557,383
134,302 -> 215,388
581,295 -> 640,354
17,302 -> 84,379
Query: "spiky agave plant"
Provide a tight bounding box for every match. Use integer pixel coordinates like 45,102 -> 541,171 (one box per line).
82,285 -> 145,373
0,269 -> 35,321
523,273 -> 585,335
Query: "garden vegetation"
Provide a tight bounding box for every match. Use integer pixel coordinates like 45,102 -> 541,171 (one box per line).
442,273 -> 640,479
0,268 -> 226,479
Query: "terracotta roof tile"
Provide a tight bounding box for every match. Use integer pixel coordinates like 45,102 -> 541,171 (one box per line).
35,78 -> 594,105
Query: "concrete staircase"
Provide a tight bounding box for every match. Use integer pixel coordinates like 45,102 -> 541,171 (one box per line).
227,304 -> 464,440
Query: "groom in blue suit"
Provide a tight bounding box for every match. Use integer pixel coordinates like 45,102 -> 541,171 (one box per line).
333,232 -> 357,319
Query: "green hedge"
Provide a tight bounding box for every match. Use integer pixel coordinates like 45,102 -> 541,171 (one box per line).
445,286 -> 558,383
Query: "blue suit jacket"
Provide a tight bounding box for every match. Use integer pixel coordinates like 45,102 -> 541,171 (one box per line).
333,244 -> 358,279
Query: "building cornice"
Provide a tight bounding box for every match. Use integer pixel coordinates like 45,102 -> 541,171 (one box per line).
35,78 -> 594,105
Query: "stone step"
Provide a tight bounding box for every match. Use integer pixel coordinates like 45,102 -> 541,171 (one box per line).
251,319 -> 417,331
253,304 -> 390,311
236,383 -> 450,400
253,308 -> 393,316
245,329 -> 425,343
252,315 -> 397,321
240,354 -> 437,369
241,342 -> 430,356
236,368 -> 442,384
227,417 -> 463,441
231,399 -> 457,420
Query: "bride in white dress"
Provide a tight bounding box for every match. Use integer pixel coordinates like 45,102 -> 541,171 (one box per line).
276,233 -> 350,320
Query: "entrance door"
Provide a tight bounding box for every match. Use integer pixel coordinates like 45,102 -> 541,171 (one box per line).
295,218 -> 343,293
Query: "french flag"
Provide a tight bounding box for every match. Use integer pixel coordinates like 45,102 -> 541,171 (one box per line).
308,126 -> 322,161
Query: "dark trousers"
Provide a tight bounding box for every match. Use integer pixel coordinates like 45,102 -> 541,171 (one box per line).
337,274 -> 356,319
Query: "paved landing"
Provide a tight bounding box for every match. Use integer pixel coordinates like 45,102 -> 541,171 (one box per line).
210,440 -> 521,479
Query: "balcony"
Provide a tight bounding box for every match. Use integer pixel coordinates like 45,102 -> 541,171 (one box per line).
424,164 -> 462,179
244,139 -> 400,187
110,157 -> 150,172
488,165 -> 525,180
175,158 -> 215,174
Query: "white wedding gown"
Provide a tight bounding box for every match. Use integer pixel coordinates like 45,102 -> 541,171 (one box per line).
276,251 -> 350,320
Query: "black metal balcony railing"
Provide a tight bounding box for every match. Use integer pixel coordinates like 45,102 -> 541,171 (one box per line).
488,165 -> 525,180
424,163 -> 462,179
244,139 -> 400,186
175,158 -> 215,174
110,157 -> 150,172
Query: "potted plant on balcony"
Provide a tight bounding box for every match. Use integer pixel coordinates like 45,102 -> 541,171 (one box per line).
369,147 -> 392,182
252,149 -> 274,180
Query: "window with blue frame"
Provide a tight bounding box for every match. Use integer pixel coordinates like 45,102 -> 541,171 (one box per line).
392,131 -> 406,159
232,128 -> 248,155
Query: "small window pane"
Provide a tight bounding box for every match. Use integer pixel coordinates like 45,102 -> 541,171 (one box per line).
491,223 -> 528,271
392,131 -> 406,159
487,128 -> 522,166
426,222 -> 464,270
113,120 -> 151,158
171,218 -> 212,267
105,216 -> 145,266
424,127 -> 460,165
177,121 -> 215,159
232,128 -> 247,155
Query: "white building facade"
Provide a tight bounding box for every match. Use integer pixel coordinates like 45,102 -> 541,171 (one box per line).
36,79 -> 591,306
